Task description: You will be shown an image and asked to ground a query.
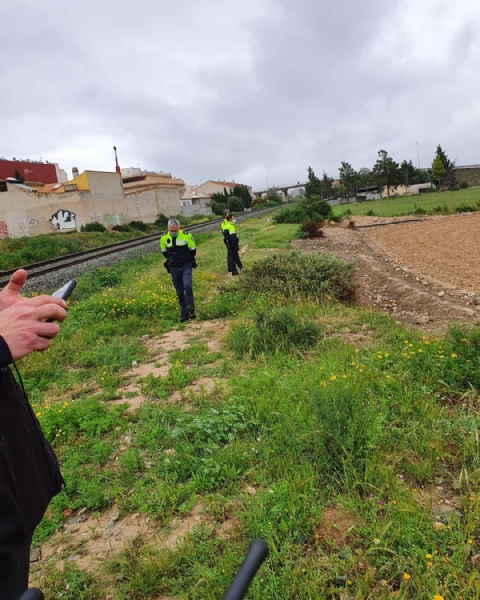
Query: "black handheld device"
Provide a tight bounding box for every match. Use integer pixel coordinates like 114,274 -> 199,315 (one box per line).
52,279 -> 77,301
46,279 -> 76,322
222,539 -> 269,600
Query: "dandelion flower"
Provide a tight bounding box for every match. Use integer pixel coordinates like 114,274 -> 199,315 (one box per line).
403,573 -> 411,581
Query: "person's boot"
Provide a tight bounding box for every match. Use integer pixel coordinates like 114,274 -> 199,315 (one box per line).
188,306 -> 196,319
180,313 -> 189,323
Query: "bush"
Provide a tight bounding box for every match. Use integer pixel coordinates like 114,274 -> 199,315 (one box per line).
302,197 -> 332,222
211,199 -> 226,216
227,306 -> 321,358
299,220 -> 324,239
459,181 -> 469,189
128,220 -> 149,232
154,214 -> 169,228
273,205 -> 307,224
455,204 -> 477,213
366,209 -> 375,217
112,224 -> 131,232
414,206 -> 427,215
240,251 -> 356,302
228,196 -> 244,213
80,222 -> 107,233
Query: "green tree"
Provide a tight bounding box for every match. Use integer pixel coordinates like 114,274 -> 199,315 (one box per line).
356,167 -> 376,190
13,169 -> 25,183
400,160 -> 430,186
431,155 -> 446,190
265,188 -> 282,204
305,167 -> 322,199
338,162 -> 358,198
434,144 -> 457,189
372,150 -> 402,197
320,171 -> 334,199
231,185 -> 252,209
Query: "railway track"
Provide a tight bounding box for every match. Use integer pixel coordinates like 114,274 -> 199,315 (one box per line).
0,205 -> 283,287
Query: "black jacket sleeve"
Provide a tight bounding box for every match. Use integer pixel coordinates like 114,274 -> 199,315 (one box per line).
0,335 -> 12,368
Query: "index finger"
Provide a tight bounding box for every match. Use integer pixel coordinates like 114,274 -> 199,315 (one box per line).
24,295 -> 67,309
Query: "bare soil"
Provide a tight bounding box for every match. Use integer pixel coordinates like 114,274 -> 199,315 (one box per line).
293,212 -> 480,333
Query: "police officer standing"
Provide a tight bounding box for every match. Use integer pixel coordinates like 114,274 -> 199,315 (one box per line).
160,219 -> 197,322
221,212 -> 243,276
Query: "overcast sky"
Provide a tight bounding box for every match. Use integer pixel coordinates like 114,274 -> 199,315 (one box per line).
1,0 -> 479,189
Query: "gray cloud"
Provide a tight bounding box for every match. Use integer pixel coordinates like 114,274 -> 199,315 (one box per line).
1,0 -> 479,188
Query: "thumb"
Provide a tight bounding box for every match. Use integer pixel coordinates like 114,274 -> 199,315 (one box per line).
4,269 -> 27,294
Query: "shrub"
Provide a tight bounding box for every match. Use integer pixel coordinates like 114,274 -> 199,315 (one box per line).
240,250 -> 356,302
154,214 -> 169,228
273,205 -> 307,224
112,224 -> 132,232
366,209 -> 375,217
414,206 -> 427,215
302,197 -> 333,221
228,196 -> 244,212
129,220 -> 149,232
455,204 -> 477,213
227,306 -> 321,358
459,181 -> 469,189
210,199 -> 226,215
80,222 -> 107,233
299,220 -> 324,239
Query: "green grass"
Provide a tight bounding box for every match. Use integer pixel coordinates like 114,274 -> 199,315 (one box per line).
333,187 -> 480,218
22,216 -> 480,599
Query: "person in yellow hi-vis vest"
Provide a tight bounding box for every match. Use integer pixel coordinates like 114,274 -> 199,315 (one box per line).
220,212 -> 243,276
160,218 -> 197,322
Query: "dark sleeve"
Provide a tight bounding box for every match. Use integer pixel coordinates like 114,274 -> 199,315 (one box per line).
230,233 -> 239,249
189,248 -> 197,258
0,335 -> 12,368
161,251 -> 168,259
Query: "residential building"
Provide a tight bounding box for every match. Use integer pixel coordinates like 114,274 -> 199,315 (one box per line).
180,186 -> 212,217
0,158 -> 67,184
194,180 -> 252,197
123,172 -> 186,221
0,171 -> 128,238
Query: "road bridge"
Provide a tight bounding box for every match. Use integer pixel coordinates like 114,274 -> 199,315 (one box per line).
253,182 -> 307,202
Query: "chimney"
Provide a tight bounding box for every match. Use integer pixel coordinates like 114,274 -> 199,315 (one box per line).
113,146 -> 121,175
72,167 -> 79,179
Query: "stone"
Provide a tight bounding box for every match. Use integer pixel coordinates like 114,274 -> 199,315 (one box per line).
415,315 -> 431,325
30,547 -> 42,563
77,507 -> 88,516
433,521 -> 448,530
247,486 -> 257,495
438,291 -> 445,297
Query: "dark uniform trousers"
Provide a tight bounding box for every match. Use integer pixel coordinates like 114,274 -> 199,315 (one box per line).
170,265 -> 194,316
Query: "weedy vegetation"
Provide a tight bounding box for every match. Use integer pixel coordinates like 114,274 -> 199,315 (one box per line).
19,216 -> 480,599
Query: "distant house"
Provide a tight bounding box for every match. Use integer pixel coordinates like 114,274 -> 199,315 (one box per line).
194,180 -> 252,197
357,186 -> 382,201
122,172 -> 186,220
180,186 -> 212,217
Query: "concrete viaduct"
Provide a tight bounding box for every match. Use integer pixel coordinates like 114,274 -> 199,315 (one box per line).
253,182 -> 307,202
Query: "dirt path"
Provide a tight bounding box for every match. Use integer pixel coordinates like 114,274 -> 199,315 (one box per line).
293,212 -> 480,333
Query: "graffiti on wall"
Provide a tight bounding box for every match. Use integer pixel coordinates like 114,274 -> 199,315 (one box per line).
102,212 -> 128,227
0,221 -> 8,240
51,209 -> 77,230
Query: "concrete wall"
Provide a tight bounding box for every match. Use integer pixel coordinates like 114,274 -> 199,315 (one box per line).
180,203 -> 212,217
455,166 -> 480,187
125,187 -> 182,222
0,177 -> 129,238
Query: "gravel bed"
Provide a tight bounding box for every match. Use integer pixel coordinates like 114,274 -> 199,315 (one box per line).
21,241 -> 161,295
